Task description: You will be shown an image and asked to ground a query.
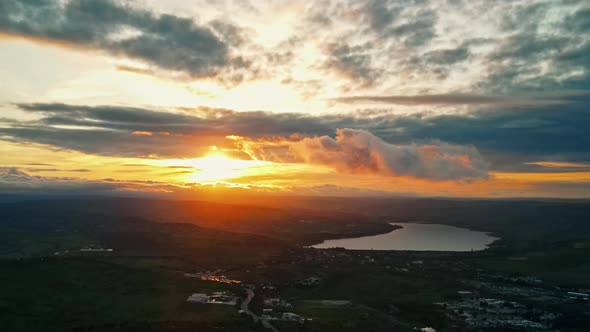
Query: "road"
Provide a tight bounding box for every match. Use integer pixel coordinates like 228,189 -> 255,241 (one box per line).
240,286 -> 280,332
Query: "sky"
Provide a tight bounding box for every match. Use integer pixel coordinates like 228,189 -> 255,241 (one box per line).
1,0 -> 590,198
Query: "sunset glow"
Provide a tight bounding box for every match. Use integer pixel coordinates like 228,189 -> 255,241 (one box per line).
174,154 -> 271,184
1,0 -> 589,198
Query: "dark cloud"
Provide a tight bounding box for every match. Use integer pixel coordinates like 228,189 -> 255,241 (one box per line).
301,0 -> 440,88
483,36 -> 590,93
501,1 -> 551,33
563,6 -> 590,34
398,45 -> 472,80
335,94 -> 514,106
351,0 -> 436,47
422,46 -> 470,65
303,0 -> 589,92
0,0 -> 243,78
0,167 -> 118,194
332,91 -> 588,106
1,103 -> 339,158
489,34 -> 569,64
322,42 -> 380,85
1,125 -> 195,158
556,41 -> 590,74
3,93 -> 590,173
481,3 -> 590,93
13,103 -> 338,137
3,0 -> 584,93
362,0 -> 402,31
387,8 -> 437,47
368,100 -> 590,170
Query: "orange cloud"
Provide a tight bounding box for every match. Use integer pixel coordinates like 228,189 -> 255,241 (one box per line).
525,161 -> 590,169
132,131 -> 153,136
231,129 -> 489,181
494,172 -> 590,182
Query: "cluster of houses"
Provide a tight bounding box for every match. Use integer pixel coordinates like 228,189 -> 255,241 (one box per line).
261,298 -> 308,323
262,311 -> 308,323
437,297 -> 558,331
186,291 -> 238,305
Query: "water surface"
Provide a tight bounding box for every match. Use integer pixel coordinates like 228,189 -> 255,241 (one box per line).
312,223 -> 498,251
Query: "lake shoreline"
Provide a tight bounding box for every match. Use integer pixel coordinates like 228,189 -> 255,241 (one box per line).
299,222 -> 401,246
391,221 -> 503,250
310,222 -> 500,252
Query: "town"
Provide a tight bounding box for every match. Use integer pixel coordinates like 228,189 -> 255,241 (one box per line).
172,246 -> 590,332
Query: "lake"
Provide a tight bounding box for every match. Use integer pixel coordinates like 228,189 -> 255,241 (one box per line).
311,223 -> 499,251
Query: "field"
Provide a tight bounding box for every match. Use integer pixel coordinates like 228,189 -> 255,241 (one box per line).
0,258 -> 258,332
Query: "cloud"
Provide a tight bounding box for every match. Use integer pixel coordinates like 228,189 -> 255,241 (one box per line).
0,103 -> 338,158
362,0 -> 402,31
519,161 -> 590,173
0,167 -> 284,196
299,0 -> 440,88
322,42 -> 380,85
377,101 -> 590,164
235,129 -> 489,181
302,0 -> 589,92
2,0 -> 586,94
3,97 -> 590,173
0,0 -> 242,78
387,8 -> 437,47
481,3 -> 590,93
334,94 -> 538,106
526,161 -> 590,169
564,6 -> 590,34
0,167 -> 206,195
333,91 -> 590,106
13,103 -> 334,137
24,168 -> 91,173
422,46 -> 471,65
0,167 -> 117,193
332,1 -> 438,46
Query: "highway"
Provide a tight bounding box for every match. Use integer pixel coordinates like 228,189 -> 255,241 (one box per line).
240,286 -> 279,332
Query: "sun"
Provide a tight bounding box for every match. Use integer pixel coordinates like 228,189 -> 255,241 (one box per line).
188,154 -> 242,182
151,147 -> 275,185
167,153 -> 269,184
